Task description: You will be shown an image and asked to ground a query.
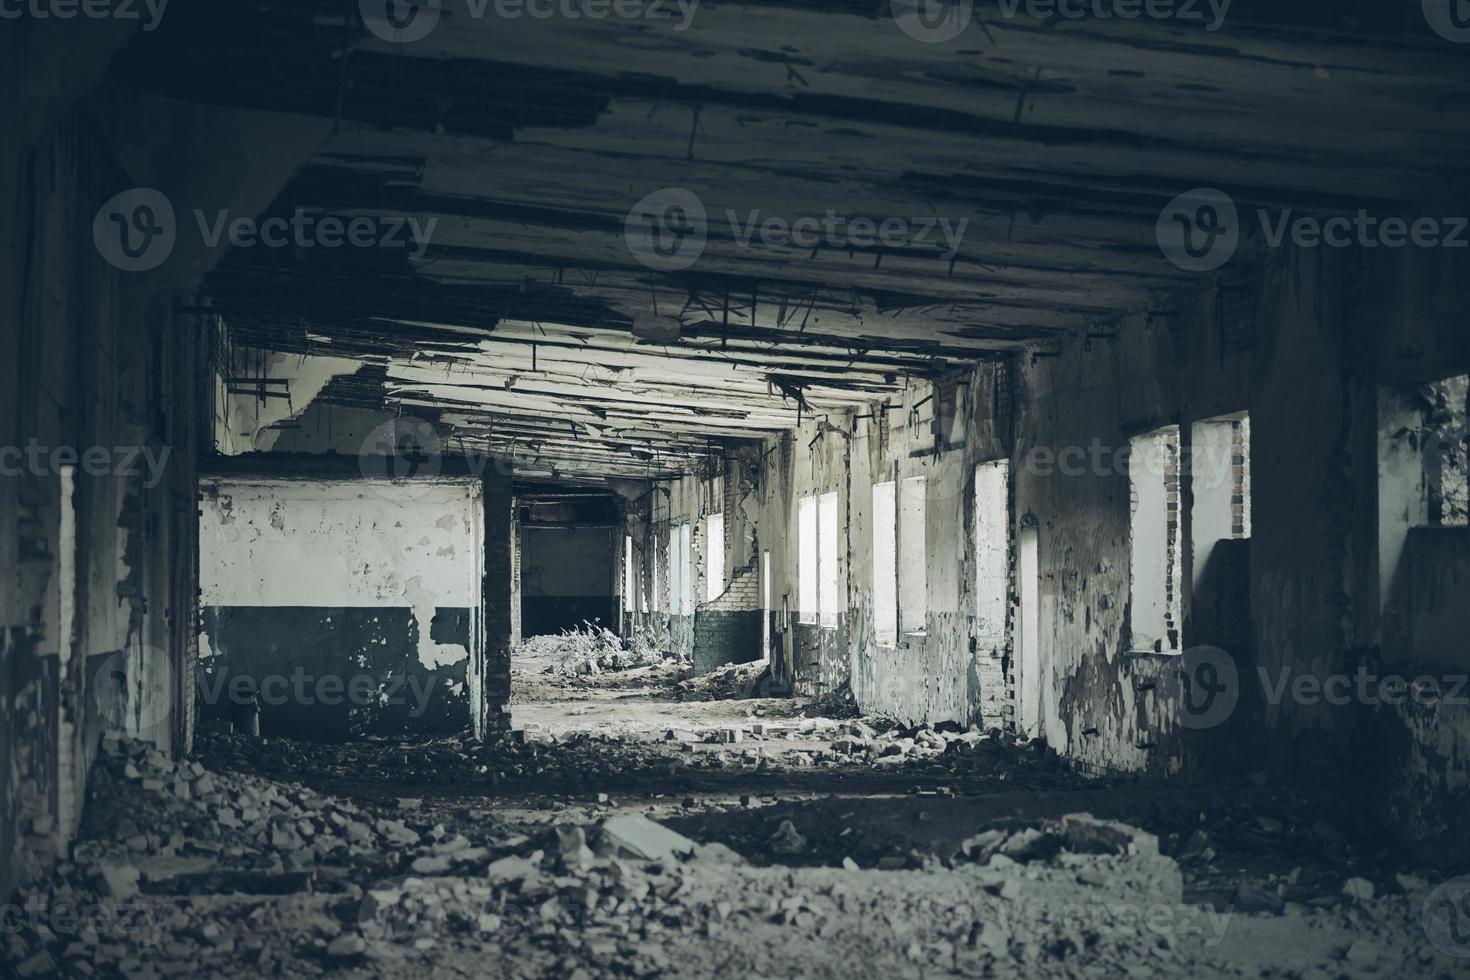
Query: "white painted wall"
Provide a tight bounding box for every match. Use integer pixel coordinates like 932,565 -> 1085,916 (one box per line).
974,461 -> 1009,643
201,479 -> 482,608
200,479 -> 482,671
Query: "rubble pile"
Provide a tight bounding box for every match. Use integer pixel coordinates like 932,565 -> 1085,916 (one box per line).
958,813 -> 1162,866
671,661 -> 767,701
792,680 -> 861,719
193,716 -> 1081,802
5,733 -> 1467,978
78,735 -> 468,871
519,623 -> 675,678
197,730 -> 684,791
822,722 -> 1067,782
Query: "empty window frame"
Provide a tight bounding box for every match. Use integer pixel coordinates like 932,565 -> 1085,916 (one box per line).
798,495 -> 818,624
974,461 -> 1009,640
649,540 -> 658,616
624,534 -> 635,613
705,513 -> 725,602
1128,426 -> 1182,653
679,523 -> 693,614
1190,414 -> 1250,593
899,476 -> 927,634
761,550 -> 772,659
818,491 -> 839,628
666,526 -> 679,615
668,523 -> 692,616
872,481 -> 897,647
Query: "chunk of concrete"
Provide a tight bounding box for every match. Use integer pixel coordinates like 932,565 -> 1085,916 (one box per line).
486,853 -> 542,884
1057,813 -> 1159,857
599,814 -> 696,862
96,862 -> 140,901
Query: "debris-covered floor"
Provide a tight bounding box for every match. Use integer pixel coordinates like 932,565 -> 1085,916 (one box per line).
5,643 -> 1467,979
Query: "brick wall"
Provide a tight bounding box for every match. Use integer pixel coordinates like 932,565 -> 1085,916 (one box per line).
1231,420 -> 1249,538
691,559 -> 762,675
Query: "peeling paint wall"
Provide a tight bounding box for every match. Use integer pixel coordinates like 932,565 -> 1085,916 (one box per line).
632,235 -> 1470,844
198,479 -> 482,739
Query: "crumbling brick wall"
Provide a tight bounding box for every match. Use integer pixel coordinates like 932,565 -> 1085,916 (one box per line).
692,559 -> 762,675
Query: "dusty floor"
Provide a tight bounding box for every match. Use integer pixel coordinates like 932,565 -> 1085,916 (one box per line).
5,642 -> 1469,978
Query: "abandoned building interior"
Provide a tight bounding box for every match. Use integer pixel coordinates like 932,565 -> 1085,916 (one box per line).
4,1 -> 1470,977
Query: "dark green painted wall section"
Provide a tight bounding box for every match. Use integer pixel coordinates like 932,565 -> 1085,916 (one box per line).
199,607 -> 470,741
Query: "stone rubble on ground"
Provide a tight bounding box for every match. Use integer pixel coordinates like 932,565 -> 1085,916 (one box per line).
5,730 -> 1466,978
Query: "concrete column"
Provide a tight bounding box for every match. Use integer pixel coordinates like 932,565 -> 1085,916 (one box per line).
480,469 -> 514,741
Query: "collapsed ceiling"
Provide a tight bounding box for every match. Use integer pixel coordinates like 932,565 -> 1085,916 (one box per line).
113,0 -> 1470,482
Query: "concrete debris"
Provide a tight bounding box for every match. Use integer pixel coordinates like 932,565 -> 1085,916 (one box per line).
957,813 -> 1156,866
519,623 -> 677,678
598,814 -> 696,862
94,863 -> 140,901
325,934 -> 366,958
766,820 -> 808,856
673,661 -> 767,701
0,731 -> 1459,979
